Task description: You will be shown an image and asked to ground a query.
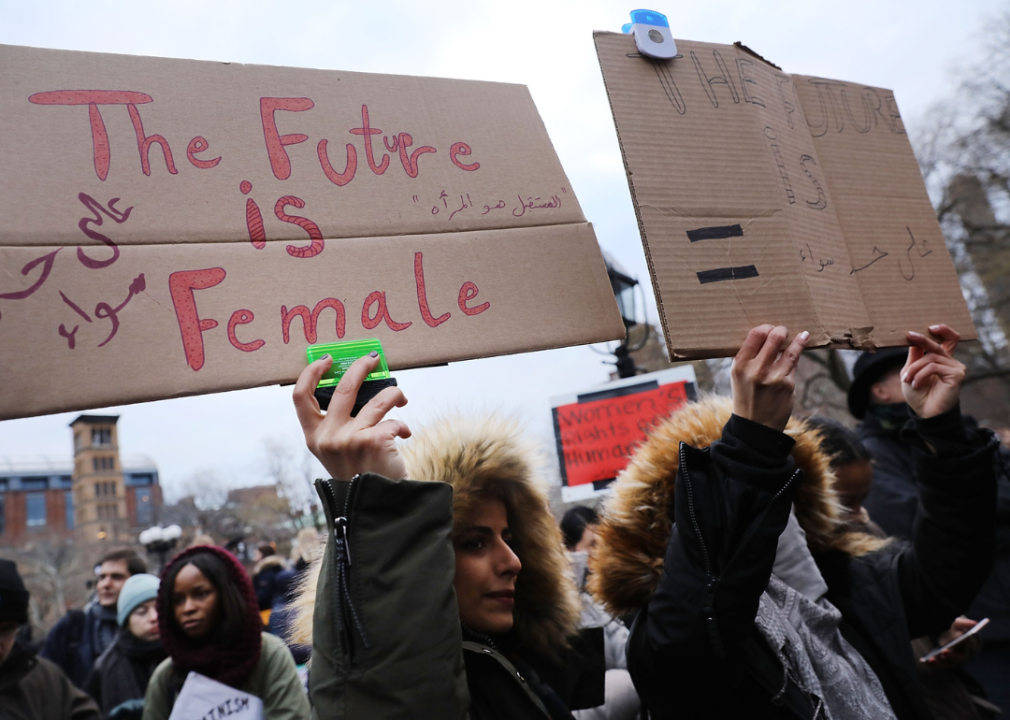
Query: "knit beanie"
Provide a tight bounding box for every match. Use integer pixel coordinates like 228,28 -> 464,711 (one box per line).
0,559 -> 29,625
117,573 -> 160,627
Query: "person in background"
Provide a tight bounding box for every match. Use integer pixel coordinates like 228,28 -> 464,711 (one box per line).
252,543 -> 285,623
84,573 -> 166,719
591,324 -> 999,719
849,345 -> 1010,710
561,507 -> 641,720
808,416 -> 999,720
266,529 -> 319,664
141,545 -> 309,720
41,549 -> 147,688
0,558 -> 101,720
187,534 -> 215,549
560,507 -> 599,559
287,528 -> 319,576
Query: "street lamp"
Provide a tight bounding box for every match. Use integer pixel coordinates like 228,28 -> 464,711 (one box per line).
139,524 -> 183,572
603,253 -> 648,378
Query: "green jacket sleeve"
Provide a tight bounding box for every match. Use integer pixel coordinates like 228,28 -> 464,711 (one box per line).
258,633 -> 311,720
310,474 -> 469,720
140,658 -> 174,720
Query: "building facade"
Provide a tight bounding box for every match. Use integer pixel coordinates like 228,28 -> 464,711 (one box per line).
0,415 -> 161,545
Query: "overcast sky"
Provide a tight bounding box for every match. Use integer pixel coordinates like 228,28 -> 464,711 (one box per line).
1,0 -> 1005,500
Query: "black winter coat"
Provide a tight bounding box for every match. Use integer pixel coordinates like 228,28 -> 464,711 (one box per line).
860,411 -> 1010,642
82,629 -> 165,716
0,640 -> 100,720
627,409 -> 998,720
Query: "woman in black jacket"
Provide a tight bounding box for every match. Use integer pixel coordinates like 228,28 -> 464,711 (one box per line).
84,573 -> 165,718
590,323 -> 998,719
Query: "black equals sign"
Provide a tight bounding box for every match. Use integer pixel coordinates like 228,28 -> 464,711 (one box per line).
686,224 -> 759,284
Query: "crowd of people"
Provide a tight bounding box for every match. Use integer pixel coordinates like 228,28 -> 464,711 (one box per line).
0,322 -> 1008,719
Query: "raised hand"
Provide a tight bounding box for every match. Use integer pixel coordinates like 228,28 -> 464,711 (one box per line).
731,325 -> 810,432
901,325 -> 965,419
293,352 -> 411,481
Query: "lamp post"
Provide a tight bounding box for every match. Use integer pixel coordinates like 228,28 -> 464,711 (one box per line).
139,524 -> 183,572
604,253 -> 648,379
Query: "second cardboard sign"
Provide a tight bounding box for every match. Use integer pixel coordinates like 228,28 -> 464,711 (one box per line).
595,33 -> 974,359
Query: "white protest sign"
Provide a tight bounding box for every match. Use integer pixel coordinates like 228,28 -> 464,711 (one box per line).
167,672 -> 264,720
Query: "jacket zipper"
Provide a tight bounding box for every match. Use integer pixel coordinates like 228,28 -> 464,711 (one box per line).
679,442 -> 800,660
321,476 -> 369,664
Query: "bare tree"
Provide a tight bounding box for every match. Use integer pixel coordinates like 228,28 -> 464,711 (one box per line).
261,440 -> 321,531
913,12 -> 1010,398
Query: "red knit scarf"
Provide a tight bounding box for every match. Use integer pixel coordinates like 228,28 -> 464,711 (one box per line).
157,545 -> 263,689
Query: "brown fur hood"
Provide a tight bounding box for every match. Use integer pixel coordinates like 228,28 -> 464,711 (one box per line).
290,414 -> 582,659
589,396 -> 889,618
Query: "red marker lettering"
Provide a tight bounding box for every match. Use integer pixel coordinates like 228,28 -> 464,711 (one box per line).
317,139 -> 357,187
127,104 -> 177,176
168,268 -> 226,371
245,198 -> 266,249
0,249 -> 61,300
349,105 -> 389,175
414,252 -> 450,327
29,90 -> 153,181
186,136 -> 222,169
361,291 -> 412,331
274,196 -> 324,259
450,142 -> 480,172
227,309 -> 265,352
458,281 -> 490,315
397,133 -> 437,178
281,299 -> 346,343
260,97 -> 314,180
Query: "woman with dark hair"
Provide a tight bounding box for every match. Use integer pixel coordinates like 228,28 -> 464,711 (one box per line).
288,353 -> 603,719
560,506 -> 599,553
141,546 -> 309,720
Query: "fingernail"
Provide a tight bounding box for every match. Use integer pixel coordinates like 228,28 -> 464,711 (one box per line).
368,350 -> 379,358
799,331 -> 810,341
909,331 -> 923,338
901,372 -> 908,382
929,325 -> 941,331
320,354 -> 331,362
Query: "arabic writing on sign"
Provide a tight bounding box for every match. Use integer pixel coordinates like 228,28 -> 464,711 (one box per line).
799,243 -> 835,272
849,227 -> 931,281
413,187 -> 566,221
0,193 -> 149,351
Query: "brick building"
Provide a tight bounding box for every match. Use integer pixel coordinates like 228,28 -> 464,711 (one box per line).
0,415 -> 161,545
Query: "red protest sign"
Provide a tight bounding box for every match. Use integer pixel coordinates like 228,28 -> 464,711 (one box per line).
551,367 -> 696,501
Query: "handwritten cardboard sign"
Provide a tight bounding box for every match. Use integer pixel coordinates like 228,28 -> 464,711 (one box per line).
552,366 -> 696,502
594,33 -> 975,359
168,672 -> 263,720
0,44 -> 625,420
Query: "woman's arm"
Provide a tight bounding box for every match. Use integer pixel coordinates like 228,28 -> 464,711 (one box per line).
293,352 -> 411,482
626,326 -> 808,712
891,326 -> 999,637
258,634 -> 311,720
292,355 -> 469,720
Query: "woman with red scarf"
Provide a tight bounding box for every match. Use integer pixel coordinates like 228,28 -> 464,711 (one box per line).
141,546 -> 310,720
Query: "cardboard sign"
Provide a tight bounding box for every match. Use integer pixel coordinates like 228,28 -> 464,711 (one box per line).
594,33 -> 975,359
552,366 -> 696,502
0,44 -> 625,420
168,672 -> 263,720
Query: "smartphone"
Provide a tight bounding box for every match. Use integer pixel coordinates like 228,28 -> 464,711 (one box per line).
919,618 -> 989,663
306,339 -> 397,416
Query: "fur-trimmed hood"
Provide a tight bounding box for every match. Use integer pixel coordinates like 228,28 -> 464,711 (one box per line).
291,414 -> 582,659
589,396 -> 889,618
252,554 -> 285,576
